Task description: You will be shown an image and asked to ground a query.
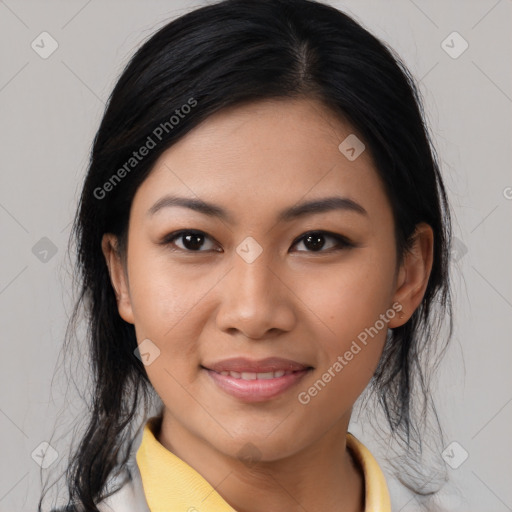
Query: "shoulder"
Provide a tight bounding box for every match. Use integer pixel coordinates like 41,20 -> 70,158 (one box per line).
49,457 -> 150,512
50,457 -> 150,512
48,458 -> 149,512
96,456 -> 150,512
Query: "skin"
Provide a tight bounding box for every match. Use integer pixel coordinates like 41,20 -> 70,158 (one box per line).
102,97 -> 433,512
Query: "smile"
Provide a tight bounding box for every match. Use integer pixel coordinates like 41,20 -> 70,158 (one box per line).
201,356 -> 313,402
216,370 -> 295,379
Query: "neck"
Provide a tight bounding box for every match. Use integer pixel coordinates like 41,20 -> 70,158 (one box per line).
158,411 -> 364,512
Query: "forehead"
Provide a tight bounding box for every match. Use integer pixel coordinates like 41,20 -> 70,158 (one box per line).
131,98 -> 392,226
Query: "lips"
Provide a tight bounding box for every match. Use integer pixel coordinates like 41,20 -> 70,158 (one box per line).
202,357 -> 313,402
215,369 -> 294,380
203,356 -> 311,374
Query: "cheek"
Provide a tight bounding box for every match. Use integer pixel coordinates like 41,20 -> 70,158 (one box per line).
126,252 -> 210,383
298,291 -> 391,422
298,247 -> 395,399
127,247 -> 206,337
296,340 -> 383,430
304,249 -> 396,342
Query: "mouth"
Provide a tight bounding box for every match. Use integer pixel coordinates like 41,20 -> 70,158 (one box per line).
201,357 -> 313,403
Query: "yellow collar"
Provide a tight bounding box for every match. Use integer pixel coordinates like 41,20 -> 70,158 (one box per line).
136,415 -> 391,512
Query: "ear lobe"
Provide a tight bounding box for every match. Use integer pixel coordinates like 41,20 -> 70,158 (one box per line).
101,233 -> 135,324
388,223 -> 434,328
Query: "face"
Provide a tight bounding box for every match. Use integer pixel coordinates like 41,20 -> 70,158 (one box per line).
103,97 -> 433,462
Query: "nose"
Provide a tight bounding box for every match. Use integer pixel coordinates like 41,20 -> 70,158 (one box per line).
215,251 -> 296,340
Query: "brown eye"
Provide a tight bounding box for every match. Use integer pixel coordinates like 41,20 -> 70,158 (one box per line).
160,229 -> 353,254
292,231 -> 352,253
162,230 -> 220,252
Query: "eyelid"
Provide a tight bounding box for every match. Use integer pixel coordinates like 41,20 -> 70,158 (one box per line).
160,229 -> 354,253
160,229 -> 220,252
291,230 -> 353,249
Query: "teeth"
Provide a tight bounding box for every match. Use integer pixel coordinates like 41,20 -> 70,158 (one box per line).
218,370 -> 295,379
257,372 -> 275,380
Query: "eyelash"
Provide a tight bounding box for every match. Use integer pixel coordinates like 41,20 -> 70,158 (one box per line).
160,229 -> 354,254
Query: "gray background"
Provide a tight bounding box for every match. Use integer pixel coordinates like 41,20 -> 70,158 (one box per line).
0,0 -> 511,510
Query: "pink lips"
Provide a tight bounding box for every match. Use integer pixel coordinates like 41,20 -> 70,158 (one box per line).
202,357 -> 312,403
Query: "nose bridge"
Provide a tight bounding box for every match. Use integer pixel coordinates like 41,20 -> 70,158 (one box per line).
216,243 -> 294,337
231,244 -> 277,307
232,233 -> 274,290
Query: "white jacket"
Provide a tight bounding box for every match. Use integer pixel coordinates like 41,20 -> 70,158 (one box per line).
96,455 -> 150,512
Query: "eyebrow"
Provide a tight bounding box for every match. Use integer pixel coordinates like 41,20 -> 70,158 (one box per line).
147,194 -> 368,223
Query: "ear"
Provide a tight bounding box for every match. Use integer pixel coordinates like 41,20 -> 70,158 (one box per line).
387,222 -> 434,328
101,233 -> 135,324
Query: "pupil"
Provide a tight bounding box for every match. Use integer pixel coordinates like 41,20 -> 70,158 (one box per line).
184,233 -> 203,250
305,233 -> 324,251
181,233 -> 327,251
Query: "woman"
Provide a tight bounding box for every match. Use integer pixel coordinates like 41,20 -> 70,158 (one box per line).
40,0 -> 453,510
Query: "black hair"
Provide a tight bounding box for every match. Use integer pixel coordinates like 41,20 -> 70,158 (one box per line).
39,0 -> 453,510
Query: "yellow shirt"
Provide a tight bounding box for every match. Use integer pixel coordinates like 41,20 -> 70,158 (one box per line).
136,415 -> 391,512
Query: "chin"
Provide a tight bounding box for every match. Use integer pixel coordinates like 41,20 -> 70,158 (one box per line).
212,429 -> 311,464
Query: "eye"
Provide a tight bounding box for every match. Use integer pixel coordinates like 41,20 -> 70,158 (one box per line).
160,229 -> 353,253
161,230 -> 220,252
291,231 -> 353,253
